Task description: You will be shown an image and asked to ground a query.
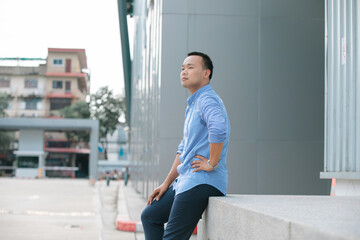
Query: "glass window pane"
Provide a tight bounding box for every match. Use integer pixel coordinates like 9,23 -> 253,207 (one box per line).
52,59 -> 63,65
24,98 -> 40,110
52,81 -> 63,89
50,98 -> 71,110
0,77 -> 10,88
25,79 -> 38,88
17,156 -> 39,168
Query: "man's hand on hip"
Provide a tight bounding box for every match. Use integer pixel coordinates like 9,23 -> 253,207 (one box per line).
191,155 -> 216,172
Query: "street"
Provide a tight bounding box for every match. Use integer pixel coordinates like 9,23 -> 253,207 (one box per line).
0,178 -> 139,240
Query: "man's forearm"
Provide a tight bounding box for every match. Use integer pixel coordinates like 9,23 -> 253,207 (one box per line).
209,142 -> 224,167
163,153 -> 181,187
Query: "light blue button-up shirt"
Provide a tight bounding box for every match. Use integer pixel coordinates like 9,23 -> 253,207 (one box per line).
174,84 -> 230,195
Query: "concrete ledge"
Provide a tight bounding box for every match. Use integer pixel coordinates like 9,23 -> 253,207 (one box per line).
198,195 -> 360,240
116,215 -> 142,232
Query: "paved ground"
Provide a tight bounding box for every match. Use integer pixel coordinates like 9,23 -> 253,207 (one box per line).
0,178 -> 141,240
0,178 -> 198,240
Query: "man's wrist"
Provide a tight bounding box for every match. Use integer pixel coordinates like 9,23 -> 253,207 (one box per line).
207,159 -> 218,169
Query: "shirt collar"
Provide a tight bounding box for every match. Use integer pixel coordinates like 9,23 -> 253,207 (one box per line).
186,84 -> 212,106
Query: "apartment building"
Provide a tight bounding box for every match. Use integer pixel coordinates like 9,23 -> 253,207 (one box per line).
0,48 -> 90,178
0,65 -> 47,118
0,48 -> 89,118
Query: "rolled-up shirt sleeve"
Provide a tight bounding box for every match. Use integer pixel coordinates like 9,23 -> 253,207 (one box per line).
200,96 -> 228,143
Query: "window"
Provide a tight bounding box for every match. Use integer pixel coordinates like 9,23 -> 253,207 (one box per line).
23,98 -> 40,110
0,77 -> 10,88
47,141 -> 71,148
52,58 -> 63,65
52,80 -> 63,89
65,81 -> 71,91
50,98 -> 71,110
17,156 -> 39,168
24,78 -> 38,88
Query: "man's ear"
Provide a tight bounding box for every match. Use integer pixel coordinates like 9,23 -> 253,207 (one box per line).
204,69 -> 211,79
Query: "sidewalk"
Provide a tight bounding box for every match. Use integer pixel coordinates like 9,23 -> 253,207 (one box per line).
116,181 -> 146,239
97,179 -> 140,240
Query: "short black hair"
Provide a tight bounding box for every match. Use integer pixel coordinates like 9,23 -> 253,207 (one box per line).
187,52 -> 214,80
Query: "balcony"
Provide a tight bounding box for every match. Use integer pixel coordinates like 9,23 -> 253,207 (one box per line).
46,91 -> 76,99
0,87 -> 18,96
20,88 -> 46,97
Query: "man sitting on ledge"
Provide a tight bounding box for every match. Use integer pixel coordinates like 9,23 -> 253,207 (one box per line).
141,52 -> 231,240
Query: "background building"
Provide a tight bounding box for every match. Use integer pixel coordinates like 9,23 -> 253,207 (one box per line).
0,48 -> 89,118
0,48 -> 91,178
122,0 -> 332,198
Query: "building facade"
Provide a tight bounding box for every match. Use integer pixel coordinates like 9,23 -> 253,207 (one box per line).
0,48 -> 91,178
0,48 -> 89,118
124,0 -> 331,198
320,0 -> 360,195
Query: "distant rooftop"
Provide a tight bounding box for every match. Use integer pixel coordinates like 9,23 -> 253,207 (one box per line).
0,65 -> 46,76
48,48 -> 87,69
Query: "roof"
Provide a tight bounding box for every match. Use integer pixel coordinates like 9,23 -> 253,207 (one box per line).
45,72 -> 86,78
46,92 -> 76,99
0,118 -> 98,131
0,65 -> 46,76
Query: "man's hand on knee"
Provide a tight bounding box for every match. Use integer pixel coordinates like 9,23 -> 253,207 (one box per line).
147,183 -> 168,205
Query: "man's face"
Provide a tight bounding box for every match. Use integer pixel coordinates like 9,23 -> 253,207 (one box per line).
180,55 -> 209,93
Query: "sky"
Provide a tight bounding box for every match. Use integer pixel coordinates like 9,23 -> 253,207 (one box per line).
0,0 -> 126,96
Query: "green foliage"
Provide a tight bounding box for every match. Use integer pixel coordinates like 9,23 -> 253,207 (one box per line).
0,94 -> 14,152
0,131 -> 14,152
90,86 -> 126,139
60,101 -> 91,119
60,101 -> 91,143
90,86 -> 126,159
0,92 -> 11,117
58,87 -> 126,159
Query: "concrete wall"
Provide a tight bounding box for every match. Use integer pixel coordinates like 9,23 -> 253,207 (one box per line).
198,195 -> 360,240
19,129 -> 44,151
2,75 -> 46,118
130,0 -> 330,196
46,53 -> 81,73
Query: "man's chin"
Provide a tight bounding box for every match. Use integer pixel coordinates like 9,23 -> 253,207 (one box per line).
180,82 -> 188,88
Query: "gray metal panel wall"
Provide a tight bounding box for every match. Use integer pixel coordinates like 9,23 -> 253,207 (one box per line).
130,0 -> 162,198
130,0 -> 329,195
323,0 -> 360,178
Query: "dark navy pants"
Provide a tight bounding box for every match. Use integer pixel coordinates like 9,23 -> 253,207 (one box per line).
141,184 -> 223,240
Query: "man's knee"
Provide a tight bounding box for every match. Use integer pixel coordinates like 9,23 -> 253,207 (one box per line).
141,206 -> 151,223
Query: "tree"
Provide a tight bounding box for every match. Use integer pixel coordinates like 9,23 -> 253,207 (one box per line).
0,93 -> 14,152
0,131 -> 14,152
60,101 -> 91,143
60,100 -> 91,119
89,86 -> 126,160
0,92 -> 11,117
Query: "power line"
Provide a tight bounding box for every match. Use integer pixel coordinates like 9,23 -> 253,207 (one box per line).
0,58 -> 46,61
